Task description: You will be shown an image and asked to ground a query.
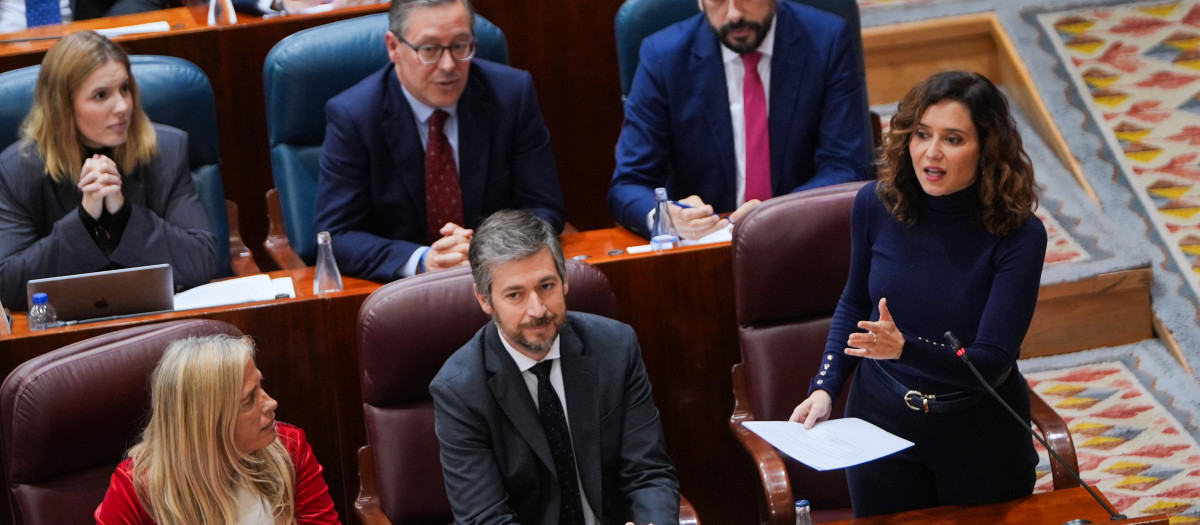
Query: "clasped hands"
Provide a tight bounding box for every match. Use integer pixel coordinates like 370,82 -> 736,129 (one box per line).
788,298 -> 902,429
667,195 -> 760,240
78,154 -> 124,219
423,222 -> 473,272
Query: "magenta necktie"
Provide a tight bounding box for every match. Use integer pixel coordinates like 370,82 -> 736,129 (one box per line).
742,52 -> 772,203
425,110 -> 464,244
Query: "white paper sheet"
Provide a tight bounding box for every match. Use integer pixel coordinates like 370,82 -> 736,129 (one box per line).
173,275 -> 295,311
95,21 -> 171,38
742,418 -> 914,471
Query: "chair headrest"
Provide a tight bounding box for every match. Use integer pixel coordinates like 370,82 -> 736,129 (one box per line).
358,260 -> 616,407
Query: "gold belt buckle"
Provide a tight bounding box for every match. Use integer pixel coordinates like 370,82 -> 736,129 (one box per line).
904,390 -> 934,413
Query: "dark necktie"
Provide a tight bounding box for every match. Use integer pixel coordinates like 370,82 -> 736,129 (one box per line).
425,109 -> 463,244
25,0 -> 62,27
531,360 -> 585,525
742,51 -> 772,202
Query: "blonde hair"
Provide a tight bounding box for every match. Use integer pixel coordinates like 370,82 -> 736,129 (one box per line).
128,335 -> 297,525
20,30 -> 156,183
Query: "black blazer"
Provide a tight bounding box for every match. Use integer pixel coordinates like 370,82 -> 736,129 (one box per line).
0,124 -> 217,308
431,312 -> 680,525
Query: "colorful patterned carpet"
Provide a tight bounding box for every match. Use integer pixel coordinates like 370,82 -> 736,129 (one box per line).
1027,361 -> 1200,522
1039,0 -> 1200,308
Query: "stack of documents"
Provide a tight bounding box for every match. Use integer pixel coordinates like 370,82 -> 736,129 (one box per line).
174,275 -> 295,311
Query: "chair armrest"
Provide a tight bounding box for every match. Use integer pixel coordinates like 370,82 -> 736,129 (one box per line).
729,363 -> 795,525
356,445 -> 394,525
1028,385 -> 1080,490
264,188 -> 307,270
679,494 -> 699,525
225,200 -> 261,276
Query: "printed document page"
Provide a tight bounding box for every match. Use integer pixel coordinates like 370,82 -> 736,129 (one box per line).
743,418 -> 914,471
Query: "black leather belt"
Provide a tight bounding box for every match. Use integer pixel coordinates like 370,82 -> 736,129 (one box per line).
871,359 -> 1012,414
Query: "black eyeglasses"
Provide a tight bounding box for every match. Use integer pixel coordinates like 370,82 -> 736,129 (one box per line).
396,35 -> 477,64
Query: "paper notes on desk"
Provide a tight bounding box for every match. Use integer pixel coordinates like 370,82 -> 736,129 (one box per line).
95,21 -> 172,38
173,275 -> 295,311
625,223 -> 734,254
742,418 -> 913,471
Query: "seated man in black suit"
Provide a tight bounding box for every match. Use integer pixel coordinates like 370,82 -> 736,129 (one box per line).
431,209 -> 680,525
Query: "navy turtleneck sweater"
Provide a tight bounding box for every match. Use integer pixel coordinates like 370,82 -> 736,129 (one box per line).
811,181 -> 1047,399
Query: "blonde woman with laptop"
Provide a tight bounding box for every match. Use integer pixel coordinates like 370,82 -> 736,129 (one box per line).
95,335 -> 340,524
0,31 -> 217,310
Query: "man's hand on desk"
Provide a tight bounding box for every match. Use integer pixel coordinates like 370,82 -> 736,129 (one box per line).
729,199 -> 761,224
670,195 -> 727,240
423,222 -> 473,273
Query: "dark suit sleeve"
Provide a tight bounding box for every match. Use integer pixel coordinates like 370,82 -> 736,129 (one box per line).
430,377 -> 525,525
617,332 -> 680,525
608,37 -> 673,238
507,71 -> 565,233
108,129 -> 218,290
316,97 -> 423,282
0,152 -> 110,308
790,19 -> 872,193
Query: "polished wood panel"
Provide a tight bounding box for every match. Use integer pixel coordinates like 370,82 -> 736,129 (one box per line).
1023,268 -> 1154,358
471,0 -> 627,232
0,269 -> 382,523
824,486 -> 1167,525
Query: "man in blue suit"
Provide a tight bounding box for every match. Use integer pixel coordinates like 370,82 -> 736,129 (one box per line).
315,0 -> 564,283
432,210 -> 679,525
608,0 -> 871,239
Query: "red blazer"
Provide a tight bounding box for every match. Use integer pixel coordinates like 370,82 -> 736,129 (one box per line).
94,423 -> 340,524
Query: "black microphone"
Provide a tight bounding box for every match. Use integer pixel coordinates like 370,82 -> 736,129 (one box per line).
944,331 -> 1126,523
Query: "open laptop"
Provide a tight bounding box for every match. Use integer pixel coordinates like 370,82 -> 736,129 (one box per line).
26,264 -> 175,322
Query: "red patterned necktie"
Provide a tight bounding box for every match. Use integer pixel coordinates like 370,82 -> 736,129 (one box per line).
742,52 -> 772,203
425,109 -> 464,244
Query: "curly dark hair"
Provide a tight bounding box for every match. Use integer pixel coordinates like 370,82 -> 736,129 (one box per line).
877,71 -> 1038,237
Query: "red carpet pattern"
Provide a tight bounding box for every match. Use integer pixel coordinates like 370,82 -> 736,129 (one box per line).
1027,362 -> 1200,523
1040,0 -> 1200,300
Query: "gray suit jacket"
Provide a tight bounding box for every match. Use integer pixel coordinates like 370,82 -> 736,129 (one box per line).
431,312 -> 679,525
0,124 -> 217,308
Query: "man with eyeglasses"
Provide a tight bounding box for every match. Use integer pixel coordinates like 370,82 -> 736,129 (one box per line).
608,0 -> 872,240
315,0 -> 564,282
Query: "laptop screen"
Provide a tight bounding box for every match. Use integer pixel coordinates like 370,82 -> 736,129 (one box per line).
26,264 -> 175,322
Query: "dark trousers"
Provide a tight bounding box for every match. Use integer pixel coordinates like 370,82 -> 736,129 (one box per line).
844,360 -> 1037,518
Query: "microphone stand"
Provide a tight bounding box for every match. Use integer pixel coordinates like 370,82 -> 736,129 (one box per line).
944,331 -> 1127,523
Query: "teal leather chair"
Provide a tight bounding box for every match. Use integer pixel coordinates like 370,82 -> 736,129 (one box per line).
262,12 -> 509,267
0,56 -> 255,278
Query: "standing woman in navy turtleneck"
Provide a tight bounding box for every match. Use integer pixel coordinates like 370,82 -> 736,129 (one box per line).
789,71 -> 1046,517
0,31 -> 217,310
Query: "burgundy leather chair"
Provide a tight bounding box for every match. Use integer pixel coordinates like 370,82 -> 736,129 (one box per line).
355,261 -> 698,524
0,319 -> 243,525
728,182 -> 1078,524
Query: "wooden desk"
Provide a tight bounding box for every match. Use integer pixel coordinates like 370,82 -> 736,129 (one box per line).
0,268 -> 382,523
824,486 -> 1168,525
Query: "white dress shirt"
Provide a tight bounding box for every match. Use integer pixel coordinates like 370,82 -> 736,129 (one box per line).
0,0 -> 71,35
397,83 -> 461,277
720,18 -> 776,207
501,333 -> 599,525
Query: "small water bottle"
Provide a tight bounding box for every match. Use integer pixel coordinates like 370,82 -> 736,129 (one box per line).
27,292 -> 57,332
650,187 -> 679,253
794,499 -> 812,525
313,231 -> 344,294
